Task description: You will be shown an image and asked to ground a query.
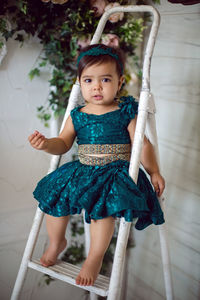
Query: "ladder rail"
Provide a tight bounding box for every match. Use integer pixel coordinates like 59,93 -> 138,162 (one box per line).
11,208 -> 44,300
146,94 -> 174,299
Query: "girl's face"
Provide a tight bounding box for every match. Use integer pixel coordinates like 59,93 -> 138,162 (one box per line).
79,61 -> 124,107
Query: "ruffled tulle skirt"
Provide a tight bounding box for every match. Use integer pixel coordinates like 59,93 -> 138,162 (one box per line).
33,160 -> 164,230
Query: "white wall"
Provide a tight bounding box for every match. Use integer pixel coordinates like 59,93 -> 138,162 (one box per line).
126,1 -> 200,300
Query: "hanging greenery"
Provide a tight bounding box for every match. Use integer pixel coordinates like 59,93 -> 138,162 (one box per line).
0,0 -> 160,126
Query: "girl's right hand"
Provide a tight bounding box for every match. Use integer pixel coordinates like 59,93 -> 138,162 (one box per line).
28,130 -> 48,151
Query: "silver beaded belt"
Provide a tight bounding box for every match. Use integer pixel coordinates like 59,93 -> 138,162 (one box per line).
78,144 -> 131,155
78,144 -> 131,166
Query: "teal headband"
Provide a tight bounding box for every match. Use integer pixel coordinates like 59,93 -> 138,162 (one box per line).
77,45 -> 123,74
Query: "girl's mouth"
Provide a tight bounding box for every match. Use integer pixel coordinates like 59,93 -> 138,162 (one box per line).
93,95 -> 103,100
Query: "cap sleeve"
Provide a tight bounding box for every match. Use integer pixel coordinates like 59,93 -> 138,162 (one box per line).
70,106 -> 78,118
118,95 -> 138,121
70,106 -> 80,132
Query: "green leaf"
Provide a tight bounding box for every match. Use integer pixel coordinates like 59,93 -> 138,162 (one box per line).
37,106 -> 44,112
57,79 -> 65,86
43,275 -> 54,285
62,243 -> 85,264
39,60 -> 47,67
137,70 -> 143,81
29,68 -> 40,80
43,113 -> 51,121
19,1 -> 27,15
0,19 -> 7,32
62,81 -> 71,93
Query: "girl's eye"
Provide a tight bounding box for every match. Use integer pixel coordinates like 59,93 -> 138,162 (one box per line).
84,79 -> 91,83
102,78 -> 111,82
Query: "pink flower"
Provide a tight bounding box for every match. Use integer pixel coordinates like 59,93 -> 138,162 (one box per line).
101,34 -> 120,48
104,2 -> 124,23
90,0 -> 108,17
77,36 -> 91,50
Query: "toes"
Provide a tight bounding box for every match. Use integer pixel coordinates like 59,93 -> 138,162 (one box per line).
86,277 -> 93,286
76,275 -> 95,286
40,260 -> 48,267
40,259 -> 45,266
86,278 -> 90,286
90,278 -> 94,286
84,278 -> 88,286
87,278 -> 92,286
80,277 -> 85,286
40,257 -> 47,267
40,258 -> 54,267
76,275 -> 81,285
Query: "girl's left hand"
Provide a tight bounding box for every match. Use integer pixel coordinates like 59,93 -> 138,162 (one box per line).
150,172 -> 165,197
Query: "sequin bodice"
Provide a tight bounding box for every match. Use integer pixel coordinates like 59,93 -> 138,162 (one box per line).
70,96 -> 138,145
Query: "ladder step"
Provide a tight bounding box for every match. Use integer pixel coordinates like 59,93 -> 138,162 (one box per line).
28,259 -> 110,297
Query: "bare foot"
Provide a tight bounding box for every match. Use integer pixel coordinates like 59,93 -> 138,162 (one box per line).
40,239 -> 67,267
76,256 -> 103,286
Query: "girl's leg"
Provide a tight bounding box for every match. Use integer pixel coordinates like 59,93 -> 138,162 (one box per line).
40,214 -> 70,267
76,216 -> 115,286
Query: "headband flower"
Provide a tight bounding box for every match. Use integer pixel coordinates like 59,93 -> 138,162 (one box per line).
77,45 -> 123,74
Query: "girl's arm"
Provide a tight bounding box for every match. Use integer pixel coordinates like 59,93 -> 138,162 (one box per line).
128,118 -> 165,197
28,115 -> 76,155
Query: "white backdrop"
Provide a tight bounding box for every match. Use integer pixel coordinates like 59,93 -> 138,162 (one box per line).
0,1 -> 200,299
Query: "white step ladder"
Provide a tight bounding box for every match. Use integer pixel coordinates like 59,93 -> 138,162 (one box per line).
11,5 -> 174,300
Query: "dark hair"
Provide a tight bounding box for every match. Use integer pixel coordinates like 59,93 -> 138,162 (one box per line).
77,44 -> 125,79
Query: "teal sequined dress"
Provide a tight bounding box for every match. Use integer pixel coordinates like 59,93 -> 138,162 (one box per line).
33,96 -> 165,230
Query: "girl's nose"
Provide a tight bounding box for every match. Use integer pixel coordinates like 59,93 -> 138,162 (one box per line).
93,81 -> 102,90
